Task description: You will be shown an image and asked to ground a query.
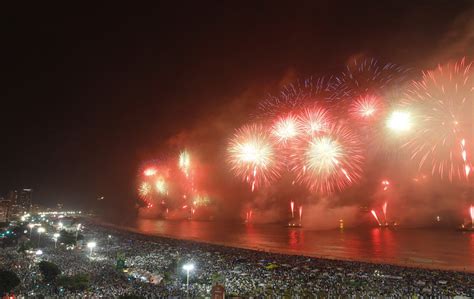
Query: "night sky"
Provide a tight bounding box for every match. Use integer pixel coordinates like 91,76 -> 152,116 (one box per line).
1,2 -> 472,214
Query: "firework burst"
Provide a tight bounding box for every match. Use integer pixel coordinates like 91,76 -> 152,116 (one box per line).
402,58 -> 473,181
257,77 -> 336,118
291,123 -> 364,194
297,106 -> 332,136
349,95 -> 384,120
143,168 -> 157,176
228,124 -> 281,191
271,113 -> 301,144
179,150 -> 191,177
138,182 -> 152,200
155,177 -> 168,195
334,58 -> 411,99
192,194 -> 211,207
386,110 -> 413,133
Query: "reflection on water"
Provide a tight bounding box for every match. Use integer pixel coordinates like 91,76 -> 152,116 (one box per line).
288,229 -> 304,250
131,219 -> 473,272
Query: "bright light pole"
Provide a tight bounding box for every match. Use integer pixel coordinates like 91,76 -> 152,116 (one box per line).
37,227 -> 46,247
87,241 -> 96,257
75,224 -> 81,242
53,233 -> 60,248
28,224 -> 34,238
182,263 -> 194,294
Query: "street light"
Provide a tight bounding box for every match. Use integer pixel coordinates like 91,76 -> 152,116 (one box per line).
28,224 -> 34,238
182,263 -> 195,294
37,227 -> 45,247
75,224 -> 81,241
53,233 -> 60,248
87,241 -> 96,257
58,222 -> 63,230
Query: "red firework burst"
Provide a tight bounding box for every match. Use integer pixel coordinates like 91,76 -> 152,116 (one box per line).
296,106 -> 332,136
271,113 -> 301,144
402,58 -> 473,181
334,58 -> 411,99
290,123 -> 364,194
227,124 -> 281,191
257,77 -> 336,118
349,95 -> 384,120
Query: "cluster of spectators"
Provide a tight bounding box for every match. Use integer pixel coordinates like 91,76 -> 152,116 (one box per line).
1,220 -> 473,297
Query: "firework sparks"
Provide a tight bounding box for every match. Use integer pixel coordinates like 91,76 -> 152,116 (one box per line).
143,167 -> 157,176
138,182 -> 152,199
258,77 -> 336,118
402,59 -> 473,181
228,124 -> 281,191
192,194 -> 211,207
245,209 -> 253,223
350,95 -> 383,119
271,114 -> 300,143
334,58 -> 411,100
291,123 -> 364,194
382,201 -> 388,221
461,139 -> 471,178
179,150 -> 191,177
381,179 -> 390,191
297,107 -> 331,135
386,110 -> 412,133
299,205 -> 303,222
470,205 -> 474,228
371,210 -> 381,226
290,201 -> 294,218
155,178 -> 168,195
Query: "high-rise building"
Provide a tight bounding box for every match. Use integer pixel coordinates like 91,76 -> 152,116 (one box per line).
17,189 -> 33,212
6,190 -> 18,203
0,199 -> 11,222
6,190 -> 20,219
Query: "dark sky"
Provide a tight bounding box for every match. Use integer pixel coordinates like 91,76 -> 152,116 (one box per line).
0,1 -> 472,212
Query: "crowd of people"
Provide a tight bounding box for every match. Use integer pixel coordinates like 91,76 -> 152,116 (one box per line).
1,219 -> 473,297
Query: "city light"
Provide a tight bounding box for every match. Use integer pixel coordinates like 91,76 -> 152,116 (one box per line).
183,263 -> 195,293
183,263 -> 194,271
53,233 -> 60,248
87,241 -> 97,256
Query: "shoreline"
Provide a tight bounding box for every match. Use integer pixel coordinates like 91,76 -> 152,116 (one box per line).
92,219 -> 473,274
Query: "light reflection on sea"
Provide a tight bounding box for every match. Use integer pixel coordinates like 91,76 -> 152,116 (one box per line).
126,219 -> 473,272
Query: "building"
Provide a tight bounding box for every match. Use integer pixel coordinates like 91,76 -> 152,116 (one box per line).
0,199 -> 11,222
17,189 -> 33,212
6,190 -> 18,203
3,189 -> 33,219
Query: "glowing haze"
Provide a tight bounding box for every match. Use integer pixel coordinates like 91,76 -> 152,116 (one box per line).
135,57 -> 473,228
